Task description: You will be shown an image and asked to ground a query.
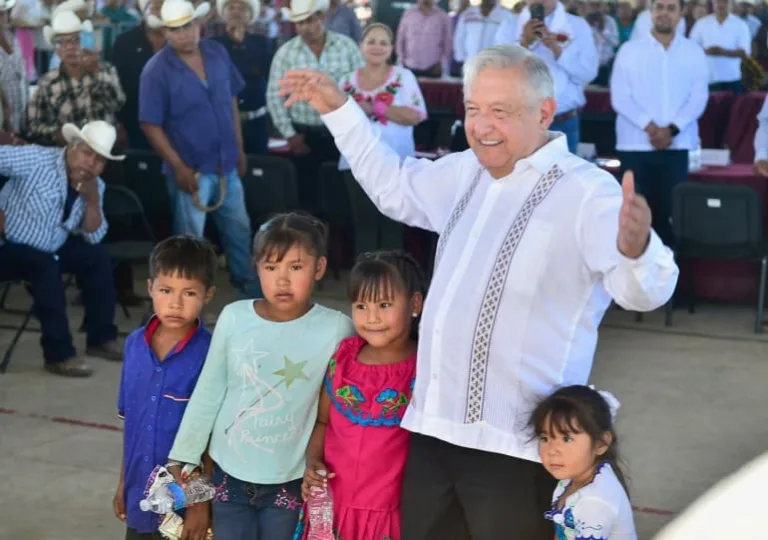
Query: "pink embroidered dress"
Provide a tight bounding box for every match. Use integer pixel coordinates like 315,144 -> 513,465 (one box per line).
296,335 -> 416,540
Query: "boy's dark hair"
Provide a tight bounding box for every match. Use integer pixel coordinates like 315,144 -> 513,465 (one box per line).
148,235 -> 218,289
528,385 -> 629,494
348,250 -> 427,338
252,212 -> 328,263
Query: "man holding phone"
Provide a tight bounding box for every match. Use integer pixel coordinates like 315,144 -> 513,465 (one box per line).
494,0 -> 598,152
27,9 -> 125,147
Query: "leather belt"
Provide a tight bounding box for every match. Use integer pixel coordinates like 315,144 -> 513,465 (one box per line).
553,109 -> 579,124
240,106 -> 267,122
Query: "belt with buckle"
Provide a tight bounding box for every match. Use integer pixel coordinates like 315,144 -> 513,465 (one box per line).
553,109 -> 579,124
240,106 -> 267,122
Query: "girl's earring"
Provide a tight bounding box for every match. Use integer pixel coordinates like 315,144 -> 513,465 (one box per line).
412,312 -> 419,318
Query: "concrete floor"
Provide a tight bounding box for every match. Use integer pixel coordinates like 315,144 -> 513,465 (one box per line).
2,274 -> 768,540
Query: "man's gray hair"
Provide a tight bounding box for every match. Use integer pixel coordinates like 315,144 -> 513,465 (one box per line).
462,45 -> 555,103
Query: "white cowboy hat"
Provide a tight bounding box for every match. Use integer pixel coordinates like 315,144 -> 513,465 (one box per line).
53,0 -> 95,17
216,0 -> 260,24
288,0 -> 329,23
62,121 -> 125,161
0,0 -> 17,12
43,11 -> 93,46
148,0 -> 211,28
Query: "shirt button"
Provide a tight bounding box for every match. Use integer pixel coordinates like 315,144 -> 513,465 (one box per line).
432,374 -> 438,380
151,396 -> 157,402
147,425 -> 153,431
156,367 -> 162,372
144,456 -> 150,462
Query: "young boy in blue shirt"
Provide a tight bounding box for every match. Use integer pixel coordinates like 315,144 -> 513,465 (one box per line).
113,235 -> 218,540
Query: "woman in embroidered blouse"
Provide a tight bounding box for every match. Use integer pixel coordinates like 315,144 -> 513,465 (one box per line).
530,385 -> 637,540
0,1 -> 28,133
338,22 -> 427,255
297,251 -> 426,540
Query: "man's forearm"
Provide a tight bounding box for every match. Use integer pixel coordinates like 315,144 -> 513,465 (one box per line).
82,199 -> 103,233
141,123 -> 185,169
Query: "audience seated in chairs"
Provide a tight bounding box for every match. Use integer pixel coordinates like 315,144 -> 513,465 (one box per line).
0,120 -> 124,377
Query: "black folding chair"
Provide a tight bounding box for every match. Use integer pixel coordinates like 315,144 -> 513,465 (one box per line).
123,149 -> 172,240
0,280 -> 35,373
667,182 -> 768,333
317,162 -> 353,280
102,185 -> 157,318
241,155 -> 300,231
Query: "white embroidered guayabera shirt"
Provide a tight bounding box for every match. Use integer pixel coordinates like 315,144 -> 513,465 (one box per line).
322,98 -> 678,461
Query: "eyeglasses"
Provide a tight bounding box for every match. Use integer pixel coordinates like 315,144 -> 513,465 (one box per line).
55,36 -> 80,49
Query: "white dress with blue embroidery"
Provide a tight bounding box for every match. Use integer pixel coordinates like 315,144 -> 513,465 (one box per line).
545,463 -> 637,540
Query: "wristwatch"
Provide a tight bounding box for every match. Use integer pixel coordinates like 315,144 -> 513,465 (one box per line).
669,124 -> 680,137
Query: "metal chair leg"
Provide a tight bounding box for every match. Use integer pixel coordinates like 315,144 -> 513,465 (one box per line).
634,312 -> 643,323
664,299 -> 674,327
121,302 -> 130,319
0,283 -> 11,309
687,259 -> 696,314
755,256 -> 767,334
0,307 -> 34,374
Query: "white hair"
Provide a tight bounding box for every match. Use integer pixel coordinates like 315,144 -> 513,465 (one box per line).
462,45 -> 555,104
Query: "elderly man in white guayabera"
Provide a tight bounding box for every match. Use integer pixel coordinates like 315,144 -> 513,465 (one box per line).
278,44 -> 679,539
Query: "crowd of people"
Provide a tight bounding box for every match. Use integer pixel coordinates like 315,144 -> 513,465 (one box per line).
0,0 -> 763,536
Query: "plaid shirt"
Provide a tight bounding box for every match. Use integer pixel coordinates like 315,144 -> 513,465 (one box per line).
0,145 -> 107,253
266,31 -> 364,138
27,62 -> 126,146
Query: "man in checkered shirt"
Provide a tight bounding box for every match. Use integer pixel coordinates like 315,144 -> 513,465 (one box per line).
0,121 -> 124,378
266,0 -> 363,211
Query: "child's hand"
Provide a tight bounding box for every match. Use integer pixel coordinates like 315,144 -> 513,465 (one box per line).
181,501 -> 210,540
112,483 -> 126,522
301,461 -> 335,501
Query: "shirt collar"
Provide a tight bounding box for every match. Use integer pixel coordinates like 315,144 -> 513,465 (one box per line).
518,132 -> 569,174
143,315 -> 203,354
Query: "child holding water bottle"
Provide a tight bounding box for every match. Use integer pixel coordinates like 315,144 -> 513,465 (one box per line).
296,251 -> 426,540
530,385 -> 637,540
168,213 -> 355,540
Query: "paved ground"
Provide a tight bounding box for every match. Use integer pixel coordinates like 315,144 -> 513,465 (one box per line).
2,271 -> 767,539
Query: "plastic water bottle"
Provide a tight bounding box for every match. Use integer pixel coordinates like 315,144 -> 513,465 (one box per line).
307,471 -> 334,540
139,475 -> 216,514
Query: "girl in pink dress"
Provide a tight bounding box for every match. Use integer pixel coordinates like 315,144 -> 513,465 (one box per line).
295,250 -> 426,540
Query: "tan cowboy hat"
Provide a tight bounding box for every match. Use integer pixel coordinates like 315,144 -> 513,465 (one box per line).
217,0 -> 260,24
147,0 -> 211,28
43,11 -> 93,46
0,0 -> 17,12
288,0 -> 329,23
62,121 -> 126,161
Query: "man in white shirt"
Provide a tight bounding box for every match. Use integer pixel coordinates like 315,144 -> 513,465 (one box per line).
278,44 -> 677,539
610,0 -> 708,247
631,6 -> 686,39
494,0 -> 598,153
689,0 -> 751,92
453,0 -> 516,65
753,96 -> 768,176
586,0 -> 619,85
735,0 -> 761,39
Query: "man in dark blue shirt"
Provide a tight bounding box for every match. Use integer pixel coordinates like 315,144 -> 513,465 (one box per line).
115,235 -> 217,540
139,0 -> 261,299
214,0 -> 274,155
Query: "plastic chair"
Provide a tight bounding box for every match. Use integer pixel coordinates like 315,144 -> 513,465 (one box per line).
240,154 -> 300,231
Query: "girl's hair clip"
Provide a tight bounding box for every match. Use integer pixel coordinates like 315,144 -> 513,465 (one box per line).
589,385 -> 621,421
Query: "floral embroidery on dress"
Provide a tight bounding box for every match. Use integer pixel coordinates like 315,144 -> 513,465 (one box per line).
328,357 -> 337,378
376,388 -> 409,416
335,384 -> 366,409
544,463 -> 610,540
341,71 -> 404,125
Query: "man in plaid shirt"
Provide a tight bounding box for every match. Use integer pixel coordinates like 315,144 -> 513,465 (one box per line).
266,0 -> 363,211
27,10 -> 125,146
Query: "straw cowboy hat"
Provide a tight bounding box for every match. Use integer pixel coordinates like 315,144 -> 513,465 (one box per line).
53,0 -> 95,17
0,0 -> 17,12
147,0 -> 211,28
216,0 -> 260,24
43,10 -> 93,46
62,121 -> 125,161
287,0 -> 329,23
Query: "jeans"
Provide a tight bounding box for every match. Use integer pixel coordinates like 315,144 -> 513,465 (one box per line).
550,114 -> 580,154
0,236 -> 117,364
211,463 -> 302,540
165,169 -> 261,298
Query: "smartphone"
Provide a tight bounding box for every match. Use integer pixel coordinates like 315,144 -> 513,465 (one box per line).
530,3 -> 545,21
80,31 -> 96,51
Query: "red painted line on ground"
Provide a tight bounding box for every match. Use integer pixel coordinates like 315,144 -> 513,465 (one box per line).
0,407 -> 678,518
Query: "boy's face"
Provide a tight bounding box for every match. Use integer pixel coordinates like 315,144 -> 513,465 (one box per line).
147,272 -> 214,330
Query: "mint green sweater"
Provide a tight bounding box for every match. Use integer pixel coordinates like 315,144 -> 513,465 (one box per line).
169,300 -> 355,483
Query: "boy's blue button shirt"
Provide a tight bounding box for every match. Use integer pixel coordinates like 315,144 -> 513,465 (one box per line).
118,317 -> 212,533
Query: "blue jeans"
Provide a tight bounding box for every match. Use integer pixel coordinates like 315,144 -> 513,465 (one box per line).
211,464 -> 302,540
550,114 -> 580,154
165,169 -> 261,298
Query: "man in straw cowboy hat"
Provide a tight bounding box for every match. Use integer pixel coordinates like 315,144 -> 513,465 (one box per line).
214,0 -> 273,155
140,0 -> 261,298
0,120 -> 124,377
266,0 -> 362,211
27,8 -> 125,146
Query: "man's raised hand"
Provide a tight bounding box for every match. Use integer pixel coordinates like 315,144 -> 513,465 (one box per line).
277,70 -> 347,115
617,170 -> 652,259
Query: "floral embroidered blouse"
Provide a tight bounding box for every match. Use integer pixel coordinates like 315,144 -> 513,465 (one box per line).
337,65 -> 427,171
545,463 -> 637,540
